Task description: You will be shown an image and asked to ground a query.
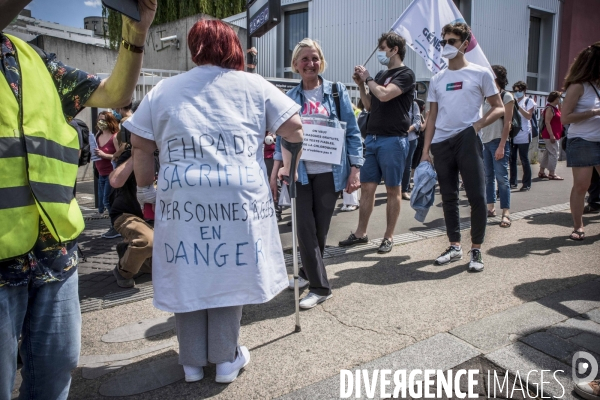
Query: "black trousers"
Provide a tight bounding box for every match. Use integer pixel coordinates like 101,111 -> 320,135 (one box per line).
296,172 -> 339,296
430,126 -> 487,245
589,168 -> 600,207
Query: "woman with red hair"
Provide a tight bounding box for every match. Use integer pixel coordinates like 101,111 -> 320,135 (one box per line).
123,20 -> 303,384
94,111 -> 120,224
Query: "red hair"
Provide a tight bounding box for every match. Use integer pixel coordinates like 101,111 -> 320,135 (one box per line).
98,111 -> 119,133
188,19 -> 244,71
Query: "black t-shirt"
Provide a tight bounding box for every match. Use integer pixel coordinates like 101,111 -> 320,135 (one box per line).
109,148 -> 143,225
367,66 -> 416,137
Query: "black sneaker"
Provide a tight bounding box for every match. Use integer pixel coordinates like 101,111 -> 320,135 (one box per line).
339,232 -> 369,247
519,186 -> 531,192
113,265 -> 135,288
102,227 -> 122,239
510,184 -> 518,189
377,238 -> 393,253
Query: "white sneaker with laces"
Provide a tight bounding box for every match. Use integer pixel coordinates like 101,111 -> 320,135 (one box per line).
340,205 -> 348,211
215,346 -> 250,383
435,246 -> 463,265
183,365 -> 204,382
288,276 -> 309,290
299,292 -> 332,309
468,249 -> 484,272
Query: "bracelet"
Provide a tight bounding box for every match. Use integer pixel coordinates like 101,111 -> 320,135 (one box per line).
121,38 -> 144,53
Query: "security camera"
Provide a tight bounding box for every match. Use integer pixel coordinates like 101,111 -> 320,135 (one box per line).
160,35 -> 178,42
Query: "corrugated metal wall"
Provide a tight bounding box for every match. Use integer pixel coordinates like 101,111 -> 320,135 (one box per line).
255,24 -> 279,78
310,0 -> 422,84
255,0 -> 561,90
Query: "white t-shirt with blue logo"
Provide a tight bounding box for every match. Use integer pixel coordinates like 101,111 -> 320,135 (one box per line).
427,63 -> 498,144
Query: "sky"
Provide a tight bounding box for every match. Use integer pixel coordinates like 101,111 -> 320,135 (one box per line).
26,0 -> 104,29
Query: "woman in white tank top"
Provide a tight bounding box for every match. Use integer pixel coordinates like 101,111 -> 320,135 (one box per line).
561,42 -> 600,241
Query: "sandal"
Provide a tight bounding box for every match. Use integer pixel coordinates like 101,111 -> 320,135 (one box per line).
570,230 -> 585,241
500,216 -> 511,228
548,174 -> 564,180
538,172 -> 548,179
487,209 -> 496,218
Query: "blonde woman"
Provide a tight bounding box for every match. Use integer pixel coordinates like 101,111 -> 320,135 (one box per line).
270,39 -> 363,308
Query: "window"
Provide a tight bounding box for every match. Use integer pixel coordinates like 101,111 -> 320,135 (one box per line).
527,9 -> 555,92
283,9 -> 308,79
527,16 -> 541,90
452,0 -> 472,25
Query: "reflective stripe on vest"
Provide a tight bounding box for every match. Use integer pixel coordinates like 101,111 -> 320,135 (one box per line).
0,34 -> 84,260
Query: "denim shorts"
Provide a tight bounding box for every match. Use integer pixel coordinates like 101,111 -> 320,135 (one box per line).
361,134 -> 408,187
567,137 -> 600,167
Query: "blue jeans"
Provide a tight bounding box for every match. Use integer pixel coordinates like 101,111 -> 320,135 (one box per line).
97,174 -> 112,213
402,139 -> 418,193
0,273 -> 81,400
510,142 -> 532,188
483,139 -> 511,210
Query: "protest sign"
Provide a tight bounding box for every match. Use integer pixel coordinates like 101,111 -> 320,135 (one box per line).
89,133 -> 101,162
300,117 -> 346,166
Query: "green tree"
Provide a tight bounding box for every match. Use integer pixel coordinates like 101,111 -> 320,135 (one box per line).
104,0 -> 246,49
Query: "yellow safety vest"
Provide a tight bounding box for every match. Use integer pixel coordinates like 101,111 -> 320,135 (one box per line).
0,34 -> 84,261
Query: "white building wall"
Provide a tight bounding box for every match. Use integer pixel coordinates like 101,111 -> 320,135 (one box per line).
255,0 -> 561,91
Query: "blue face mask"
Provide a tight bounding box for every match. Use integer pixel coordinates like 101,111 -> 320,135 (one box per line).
514,91 -> 524,99
376,51 -> 390,66
112,111 -> 122,121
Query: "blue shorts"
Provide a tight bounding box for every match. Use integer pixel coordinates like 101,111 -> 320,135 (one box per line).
567,137 -> 600,167
361,135 -> 408,187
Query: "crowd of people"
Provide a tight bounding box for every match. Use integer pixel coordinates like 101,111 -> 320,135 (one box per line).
1,0 -> 599,397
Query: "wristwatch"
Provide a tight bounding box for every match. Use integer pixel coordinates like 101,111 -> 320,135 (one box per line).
365,77 -> 374,84
351,164 -> 361,169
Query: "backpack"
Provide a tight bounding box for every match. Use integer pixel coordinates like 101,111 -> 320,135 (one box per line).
526,97 -> 539,138
69,118 -> 91,166
501,91 -> 522,139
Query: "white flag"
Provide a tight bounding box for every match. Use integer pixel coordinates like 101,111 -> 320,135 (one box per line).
391,0 -> 491,73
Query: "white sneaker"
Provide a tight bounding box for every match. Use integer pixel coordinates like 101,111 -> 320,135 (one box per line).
183,365 -> 204,382
435,246 -> 463,265
574,380 -> 600,400
468,249 -> 484,272
288,276 -> 309,290
340,205 -> 348,211
299,292 -> 332,309
215,346 -> 250,383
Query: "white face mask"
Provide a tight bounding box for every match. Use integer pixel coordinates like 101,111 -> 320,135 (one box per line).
376,50 -> 390,66
441,43 -> 461,59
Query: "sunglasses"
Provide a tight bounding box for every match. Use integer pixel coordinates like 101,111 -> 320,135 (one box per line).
440,38 -> 461,47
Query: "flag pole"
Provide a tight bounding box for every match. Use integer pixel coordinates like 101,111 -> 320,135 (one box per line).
363,45 -> 379,65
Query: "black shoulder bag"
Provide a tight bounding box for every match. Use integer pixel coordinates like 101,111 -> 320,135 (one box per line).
331,82 -> 342,119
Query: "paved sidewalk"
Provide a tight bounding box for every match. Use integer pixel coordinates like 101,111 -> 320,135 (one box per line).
37,209 -> 600,399
73,162 -> 580,309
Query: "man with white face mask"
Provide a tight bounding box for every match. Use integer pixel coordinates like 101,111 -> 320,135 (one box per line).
340,32 -> 415,253
421,22 -> 504,272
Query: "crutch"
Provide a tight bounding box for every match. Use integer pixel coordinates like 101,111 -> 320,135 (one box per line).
282,139 -> 303,333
